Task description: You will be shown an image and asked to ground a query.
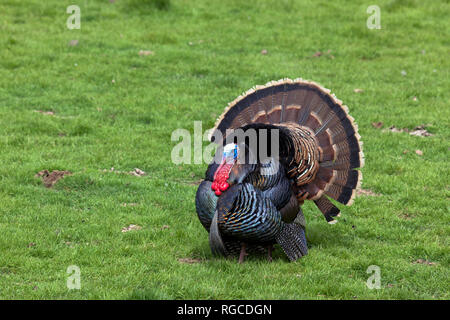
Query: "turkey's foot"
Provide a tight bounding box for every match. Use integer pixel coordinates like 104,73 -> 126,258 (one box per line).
238,243 -> 248,264
267,245 -> 274,262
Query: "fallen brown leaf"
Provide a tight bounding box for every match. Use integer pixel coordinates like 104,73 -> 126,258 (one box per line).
387,126 -> 406,133
410,125 -> 433,137
372,122 -> 383,129
384,124 -> 433,137
121,224 -> 142,233
413,259 -> 436,266
121,203 -> 138,207
161,225 -> 170,230
354,88 -> 364,93
129,168 -> 146,177
34,110 -> 55,116
138,50 -> 154,56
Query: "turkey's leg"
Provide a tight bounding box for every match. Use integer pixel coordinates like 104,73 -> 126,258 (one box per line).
267,245 -> 274,262
238,242 -> 247,264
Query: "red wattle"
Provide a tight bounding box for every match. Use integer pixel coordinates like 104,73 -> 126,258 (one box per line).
212,161 -> 233,196
219,182 -> 229,191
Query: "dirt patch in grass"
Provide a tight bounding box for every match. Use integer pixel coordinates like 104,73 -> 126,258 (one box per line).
35,170 -> 72,188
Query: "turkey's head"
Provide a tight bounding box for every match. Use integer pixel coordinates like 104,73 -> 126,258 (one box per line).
211,143 -> 257,196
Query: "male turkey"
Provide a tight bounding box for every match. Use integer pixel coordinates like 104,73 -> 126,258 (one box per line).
195,79 -> 364,262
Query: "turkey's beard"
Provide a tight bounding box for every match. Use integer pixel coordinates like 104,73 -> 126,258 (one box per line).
211,159 -> 235,196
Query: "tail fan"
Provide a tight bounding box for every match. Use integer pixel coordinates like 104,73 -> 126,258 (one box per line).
210,79 -> 364,222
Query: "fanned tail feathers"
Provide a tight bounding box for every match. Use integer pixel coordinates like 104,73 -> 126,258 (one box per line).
211,78 -> 364,223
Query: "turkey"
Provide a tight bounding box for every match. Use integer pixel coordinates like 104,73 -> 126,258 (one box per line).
195,78 -> 364,262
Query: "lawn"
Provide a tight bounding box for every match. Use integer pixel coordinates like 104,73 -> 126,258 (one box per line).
0,0 -> 448,299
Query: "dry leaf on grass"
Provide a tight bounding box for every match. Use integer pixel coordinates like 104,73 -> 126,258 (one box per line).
384,124 -> 433,137
410,125 -> 433,137
415,150 -> 423,156
413,259 -> 436,266
372,122 -> 383,129
34,110 -> 55,116
178,258 -> 202,264
138,50 -> 154,56
121,224 -> 142,233
129,168 -> 146,177
35,170 -> 72,188
354,88 -> 364,93
387,126 -> 405,133
121,203 -> 138,207
261,49 -> 268,55
68,40 -> 79,46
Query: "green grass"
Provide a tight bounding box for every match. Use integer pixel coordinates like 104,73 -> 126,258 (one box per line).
0,0 -> 449,299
